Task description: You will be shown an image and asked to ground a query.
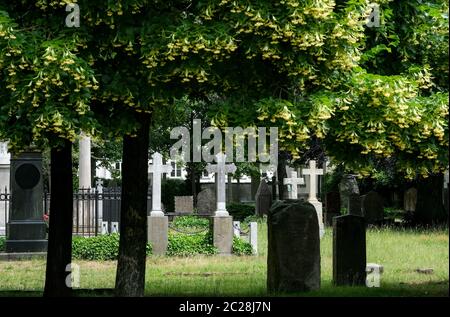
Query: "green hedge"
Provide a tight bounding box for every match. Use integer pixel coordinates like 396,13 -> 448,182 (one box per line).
0,237 -> 5,252
227,203 -> 255,221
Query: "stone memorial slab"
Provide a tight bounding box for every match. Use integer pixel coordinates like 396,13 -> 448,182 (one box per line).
404,187 -> 417,213
267,200 -> 320,293
197,188 -> 216,216
348,193 -> 363,216
361,191 -> 384,224
325,191 -> 340,226
339,174 -> 360,210
6,152 -> 47,253
174,196 -> 194,214
333,215 -> 366,286
255,179 -> 272,216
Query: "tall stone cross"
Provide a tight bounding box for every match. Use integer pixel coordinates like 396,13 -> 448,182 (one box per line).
149,152 -> 173,217
303,160 -> 325,238
302,160 -> 323,202
206,153 -> 236,217
283,171 -> 304,199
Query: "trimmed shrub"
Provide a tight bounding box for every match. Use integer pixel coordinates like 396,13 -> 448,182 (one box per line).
232,236 -> 253,256
227,203 -> 255,221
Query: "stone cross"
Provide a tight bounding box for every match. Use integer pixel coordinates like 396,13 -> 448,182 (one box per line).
206,153 -> 236,217
303,160 -> 324,238
149,152 -> 173,217
302,160 -> 323,202
283,171 -> 304,199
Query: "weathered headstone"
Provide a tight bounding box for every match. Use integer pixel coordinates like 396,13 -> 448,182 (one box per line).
6,152 -> 47,252
404,187 -> 417,213
333,215 -> 366,286
267,200 -> 321,293
325,191 -> 340,226
174,196 -> 194,214
339,174 -> 360,211
361,191 -> 384,224
197,188 -> 216,216
255,179 -> 272,216
348,193 -> 363,216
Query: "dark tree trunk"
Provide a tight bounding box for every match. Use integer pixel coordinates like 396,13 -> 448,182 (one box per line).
277,152 -> 288,200
415,173 -> 447,225
44,140 -> 73,297
115,114 -> 150,297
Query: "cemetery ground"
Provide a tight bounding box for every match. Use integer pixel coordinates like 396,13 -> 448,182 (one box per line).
0,221 -> 448,297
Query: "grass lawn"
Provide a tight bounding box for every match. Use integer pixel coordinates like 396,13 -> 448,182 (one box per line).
0,224 -> 448,297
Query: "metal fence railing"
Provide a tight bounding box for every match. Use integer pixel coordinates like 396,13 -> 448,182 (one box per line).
0,187 -> 152,237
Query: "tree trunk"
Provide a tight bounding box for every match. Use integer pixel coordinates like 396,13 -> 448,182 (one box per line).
115,114 -> 150,297
44,140 -> 73,297
277,152 -> 288,200
415,173 -> 447,225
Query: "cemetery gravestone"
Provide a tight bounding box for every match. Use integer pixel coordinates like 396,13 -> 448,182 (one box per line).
339,174 -> 360,211
267,200 -> 321,293
255,179 -> 272,216
197,188 -> 216,215
333,215 -> 366,286
348,193 -> 363,217
361,191 -> 384,224
325,191 -> 340,226
302,160 -> 325,238
283,171 -> 304,199
404,188 -> 417,213
206,153 -> 236,255
174,196 -> 194,214
6,152 -> 47,252
148,152 -> 172,255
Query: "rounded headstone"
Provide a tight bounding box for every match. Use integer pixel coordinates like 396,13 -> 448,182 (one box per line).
267,200 -> 321,293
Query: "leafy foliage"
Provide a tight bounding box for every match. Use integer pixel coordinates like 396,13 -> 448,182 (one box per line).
232,236 -> 253,256
227,203 -> 255,221
167,232 -> 217,256
0,236 -> 5,252
172,215 -> 209,228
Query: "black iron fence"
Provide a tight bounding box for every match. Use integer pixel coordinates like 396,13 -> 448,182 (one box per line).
0,187 -> 152,237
